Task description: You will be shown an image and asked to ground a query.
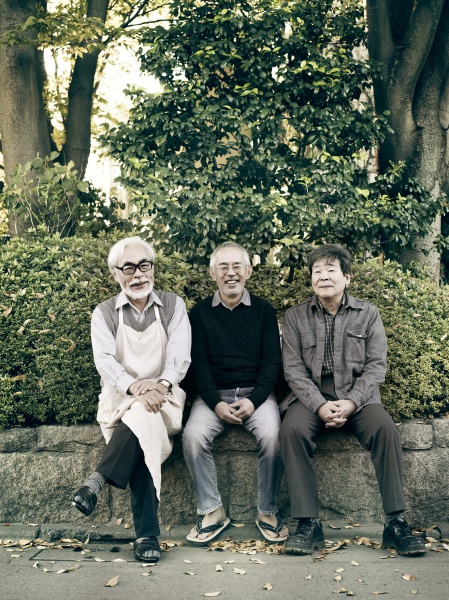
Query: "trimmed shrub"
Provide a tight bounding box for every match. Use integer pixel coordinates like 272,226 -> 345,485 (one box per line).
0,235 -> 448,428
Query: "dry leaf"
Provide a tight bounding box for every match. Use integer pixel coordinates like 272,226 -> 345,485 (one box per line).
10,554 -> 21,558
402,574 -> 417,581
32,562 -> 39,568
185,572 -> 197,576
166,524 -> 173,532
43,568 -> 52,573
141,572 -> 152,577
351,561 -> 359,566
344,526 -> 354,529
335,575 -> 342,582
124,523 -> 131,529
114,518 -> 123,526
49,314 -> 56,322
203,593 -> 221,597
358,579 -> 364,583
380,555 -> 396,559
215,564 -> 223,572
56,569 -> 68,574
113,558 -> 126,562
223,561 -> 235,564
94,557 -> 105,562
250,558 -> 266,564
231,523 -> 245,528
411,591 -> 417,594
370,593 -> 387,595
68,564 -> 81,571
105,576 -> 119,587
329,524 -> 341,529
263,582 -> 273,590
305,575 -> 312,580
184,559 -> 192,563
335,568 -> 345,573
334,589 -> 348,595
233,568 -> 246,575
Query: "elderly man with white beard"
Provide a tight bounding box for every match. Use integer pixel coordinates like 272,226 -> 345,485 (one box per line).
72,237 -> 191,563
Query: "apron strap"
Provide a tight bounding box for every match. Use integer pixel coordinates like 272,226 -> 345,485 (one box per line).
154,304 -> 161,323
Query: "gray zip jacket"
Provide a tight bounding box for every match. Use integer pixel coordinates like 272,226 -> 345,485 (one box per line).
280,294 -> 387,414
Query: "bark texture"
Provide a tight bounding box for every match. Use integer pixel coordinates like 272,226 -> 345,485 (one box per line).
367,0 -> 449,281
63,0 -> 110,180
0,0 -> 52,234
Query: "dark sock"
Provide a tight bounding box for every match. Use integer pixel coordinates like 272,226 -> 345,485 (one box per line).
385,511 -> 404,525
74,472 -> 106,511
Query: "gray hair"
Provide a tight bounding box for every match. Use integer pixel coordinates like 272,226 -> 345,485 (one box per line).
307,243 -> 353,276
107,237 -> 155,274
209,241 -> 251,269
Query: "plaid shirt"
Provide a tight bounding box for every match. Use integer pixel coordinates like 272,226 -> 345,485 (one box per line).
319,295 -> 346,377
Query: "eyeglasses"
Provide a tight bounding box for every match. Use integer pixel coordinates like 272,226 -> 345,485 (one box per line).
116,260 -> 154,275
215,263 -> 247,274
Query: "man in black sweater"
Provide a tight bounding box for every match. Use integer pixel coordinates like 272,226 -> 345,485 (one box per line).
183,242 -> 287,544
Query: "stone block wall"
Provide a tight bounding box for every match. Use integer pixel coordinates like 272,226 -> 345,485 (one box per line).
0,420 -> 448,528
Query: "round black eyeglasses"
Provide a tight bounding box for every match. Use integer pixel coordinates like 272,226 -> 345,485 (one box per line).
116,260 -> 154,275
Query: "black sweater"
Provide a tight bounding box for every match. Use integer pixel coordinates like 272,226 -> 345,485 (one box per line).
189,293 -> 281,410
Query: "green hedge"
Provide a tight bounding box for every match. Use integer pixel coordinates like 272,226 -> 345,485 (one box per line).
0,235 -> 448,428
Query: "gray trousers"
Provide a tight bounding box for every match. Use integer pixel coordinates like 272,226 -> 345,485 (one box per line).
279,391 -> 406,518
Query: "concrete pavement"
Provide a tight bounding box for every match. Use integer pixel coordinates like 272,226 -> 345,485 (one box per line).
2,520 -> 448,600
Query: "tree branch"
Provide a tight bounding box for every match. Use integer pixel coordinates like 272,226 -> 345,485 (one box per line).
366,0 -> 395,72
391,0 -> 445,99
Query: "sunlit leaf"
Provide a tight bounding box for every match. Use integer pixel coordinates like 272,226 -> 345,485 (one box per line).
105,576 -> 119,587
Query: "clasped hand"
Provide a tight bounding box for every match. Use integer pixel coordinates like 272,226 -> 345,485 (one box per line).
215,398 -> 255,424
317,399 -> 356,428
128,379 -> 168,414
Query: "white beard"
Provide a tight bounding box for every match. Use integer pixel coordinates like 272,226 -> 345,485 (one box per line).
121,277 -> 153,300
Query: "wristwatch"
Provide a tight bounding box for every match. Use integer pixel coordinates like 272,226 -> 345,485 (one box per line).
157,378 -> 172,391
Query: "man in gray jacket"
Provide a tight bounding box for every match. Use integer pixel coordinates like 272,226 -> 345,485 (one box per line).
280,244 -> 425,556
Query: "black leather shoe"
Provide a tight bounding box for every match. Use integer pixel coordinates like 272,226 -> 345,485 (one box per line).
382,517 -> 426,556
72,485 -> 97,516
284,518 -> 325,555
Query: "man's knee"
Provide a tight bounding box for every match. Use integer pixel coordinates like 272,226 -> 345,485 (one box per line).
182,422 -> 212,455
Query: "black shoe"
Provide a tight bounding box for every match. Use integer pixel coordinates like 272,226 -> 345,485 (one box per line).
382,517 -> 426,556
134,536 -> 161,562
72,485 -> 97,516
284,518 -> 325,555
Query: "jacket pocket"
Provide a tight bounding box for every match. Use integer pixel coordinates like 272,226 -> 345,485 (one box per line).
346,331 -> 366,364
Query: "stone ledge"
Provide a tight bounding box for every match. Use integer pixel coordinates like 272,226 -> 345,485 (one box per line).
1,419 -> 448,527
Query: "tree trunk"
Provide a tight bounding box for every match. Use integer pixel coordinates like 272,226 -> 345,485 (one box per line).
366,0 -> 449,282
63,0 -> 109,180
0,0 -> 52,235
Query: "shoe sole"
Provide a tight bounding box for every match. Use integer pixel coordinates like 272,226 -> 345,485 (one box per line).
382,543 -> 426,556
284,540 -> 325,555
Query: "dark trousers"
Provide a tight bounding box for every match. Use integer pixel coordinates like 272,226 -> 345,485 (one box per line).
96,420 -> 160,538
279,398 -> 406,518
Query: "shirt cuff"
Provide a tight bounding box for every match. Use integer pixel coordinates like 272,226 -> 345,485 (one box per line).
160,368 -> 178,387
117,372 -> 138,396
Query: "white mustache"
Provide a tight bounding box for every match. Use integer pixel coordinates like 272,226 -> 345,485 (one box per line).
130,277 -> 150,286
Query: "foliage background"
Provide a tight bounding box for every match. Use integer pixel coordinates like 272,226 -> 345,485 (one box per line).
0,235 -> 448,429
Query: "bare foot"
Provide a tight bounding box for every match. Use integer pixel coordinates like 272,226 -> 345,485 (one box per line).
257,513 -> 288,540
189,507 -> 227,541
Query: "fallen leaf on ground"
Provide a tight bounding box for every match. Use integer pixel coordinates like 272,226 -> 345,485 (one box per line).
56,568 -> 68,574
105,576 -> 119,587
334,588 -> 348,594
370,593 -> 387,595
329,524 -> 341,529
67,564 -> 81,571
141,571 -> 152,577
215,564 -> 223,571
411,591 -> 417,594
124,523 -> 131,529
94,557 -> 105,562
380,555 -> 396,559
344,526 -> 354,529
114,518 -> 123,526
335,575 -> 342,582
32,562 -> 39,568
402,574 -> 417,581
348,522 -> 362,527
185,572 -> 197,576
263,582 -> 273,590
223,560 -> 235,564
351,561 -> 359,566
203,592 -> 221,597
233,567 -> 246,575
305,575 -> 312,580
231,523 -> 245,528
184,559 -> 192,563
250,558 -> 266,564
113,558 -> 126,562
335,568 -> 344,573
43,568 -> 52,572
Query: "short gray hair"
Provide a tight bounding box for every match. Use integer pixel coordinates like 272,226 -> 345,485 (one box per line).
107,237 -> 155,274
209,241 -> 251,269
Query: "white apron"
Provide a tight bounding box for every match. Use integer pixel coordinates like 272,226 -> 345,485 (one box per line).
96,304 -> 185,498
